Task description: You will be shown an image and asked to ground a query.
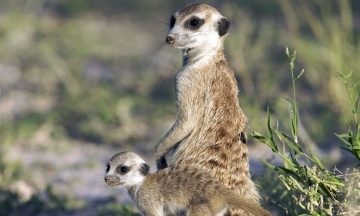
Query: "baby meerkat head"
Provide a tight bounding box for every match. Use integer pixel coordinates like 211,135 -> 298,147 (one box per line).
166,3 -> 230,50
104,151 -> 150,188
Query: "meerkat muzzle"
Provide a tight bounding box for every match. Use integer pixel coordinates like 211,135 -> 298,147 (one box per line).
104,175 -> 122,186
166,35 -> 175,45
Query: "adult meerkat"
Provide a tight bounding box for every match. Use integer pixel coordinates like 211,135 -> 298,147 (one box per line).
104,151 -> 272,216
155,4 -> 259,215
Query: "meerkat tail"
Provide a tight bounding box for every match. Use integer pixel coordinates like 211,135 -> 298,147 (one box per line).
223,192 -> 272,216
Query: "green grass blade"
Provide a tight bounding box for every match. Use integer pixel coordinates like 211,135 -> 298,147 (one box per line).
305,140 -> 325,170
335,133 -> 351,146
259,158 -> 277,170
276,130 -> 304,155
266,107 -> 278,152
353,90 -> 360,114
284,98 -> 299,142
295,69 -> 305,80
274,166 -> 298,176
250,131 -> 278,152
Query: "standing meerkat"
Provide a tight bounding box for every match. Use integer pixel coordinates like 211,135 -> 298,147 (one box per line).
104,151 -> 272,216
154,4 -> 259,215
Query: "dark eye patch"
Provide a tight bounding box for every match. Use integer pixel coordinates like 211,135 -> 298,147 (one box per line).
185,16 -> 204,30
105,164 -> 110,173
170,15 -> 176,29
116,165 -> 130,174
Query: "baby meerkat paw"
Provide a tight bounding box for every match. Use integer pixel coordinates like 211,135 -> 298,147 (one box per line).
156,157 -> 168,170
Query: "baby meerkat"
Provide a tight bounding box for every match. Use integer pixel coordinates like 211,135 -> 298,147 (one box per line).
104,151 -> 272,216
155,4 -> 259,215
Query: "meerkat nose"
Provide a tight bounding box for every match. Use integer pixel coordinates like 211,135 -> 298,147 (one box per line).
166,35 -> 175,44
104,175 -> 117,184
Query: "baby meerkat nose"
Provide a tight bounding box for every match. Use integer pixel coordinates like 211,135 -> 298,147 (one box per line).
166,35 -> 175,44
104,175 -> 120,184
104,176 -> 112,183
104,175 -> 123,187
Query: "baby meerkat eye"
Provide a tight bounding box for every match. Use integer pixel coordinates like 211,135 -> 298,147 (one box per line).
190,19 -> 199,27
116,165 -> 130,174
105,164 -> 110,173
185,17 -> 204,30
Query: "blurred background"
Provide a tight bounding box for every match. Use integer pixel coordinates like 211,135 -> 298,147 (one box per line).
0,0 -> 359,215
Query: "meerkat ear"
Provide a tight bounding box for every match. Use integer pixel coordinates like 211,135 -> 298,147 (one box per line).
140,163 -> 150,176
218,17 -> 230,36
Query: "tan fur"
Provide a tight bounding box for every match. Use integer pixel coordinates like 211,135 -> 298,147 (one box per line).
105,152 -> 272,216
155,4 -> 260,215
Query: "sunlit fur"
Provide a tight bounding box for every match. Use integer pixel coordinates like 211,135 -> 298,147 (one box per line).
166,4 -> 226,66
104,152 -> 272,216
155,4 -> 260,216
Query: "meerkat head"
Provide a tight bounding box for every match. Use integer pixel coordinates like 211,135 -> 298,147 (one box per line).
165,3 -> 230,58
104,152 -> 150,188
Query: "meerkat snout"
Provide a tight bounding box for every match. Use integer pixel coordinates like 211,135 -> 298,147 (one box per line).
104,175 -> 121,186
166,35 -> 175,45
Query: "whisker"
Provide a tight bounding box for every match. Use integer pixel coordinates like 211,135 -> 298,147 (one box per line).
155,41 -> 167,52
155,20 -> 169,26
158,29 -> 168,35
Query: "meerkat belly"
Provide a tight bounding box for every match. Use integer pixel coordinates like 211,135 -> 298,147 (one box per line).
169,80 -> 255,200
170,108 -> 246,167
171,125 -> 247,170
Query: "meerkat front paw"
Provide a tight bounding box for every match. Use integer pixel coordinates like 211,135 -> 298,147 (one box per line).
156,156 -> 168,170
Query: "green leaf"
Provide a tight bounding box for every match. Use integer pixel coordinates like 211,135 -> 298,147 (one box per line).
274,166 -> 298,176
250,131 -> 279,153
277,131 -> 304,155
339,70 -> 353,79
284,98 -> 298,142
335,133 -> 351,146
259,158 -> 277,170
305,140 -> 325,170
353,90 -> 360,114
295,69 -> 305,80
266,107 -> 278,152
325,174 -> 343,186
352,80 -> 360,88
299,166 -> 311,184
285,46 -> 290,58
250,131 -> 266,142
345,71 -> 354,79
352,145 -> 360,150
337,71 -> 345,79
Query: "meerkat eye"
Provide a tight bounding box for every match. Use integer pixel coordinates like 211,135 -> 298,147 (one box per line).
116,166 -> 129,174
190,19 -> 199,27
186,17 -> 204,30
170,15 -> 176,29
105,164 -> 110,173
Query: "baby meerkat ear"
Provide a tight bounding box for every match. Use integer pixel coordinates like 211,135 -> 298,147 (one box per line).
140,163 -> 150,176
218,17 -> 230,37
